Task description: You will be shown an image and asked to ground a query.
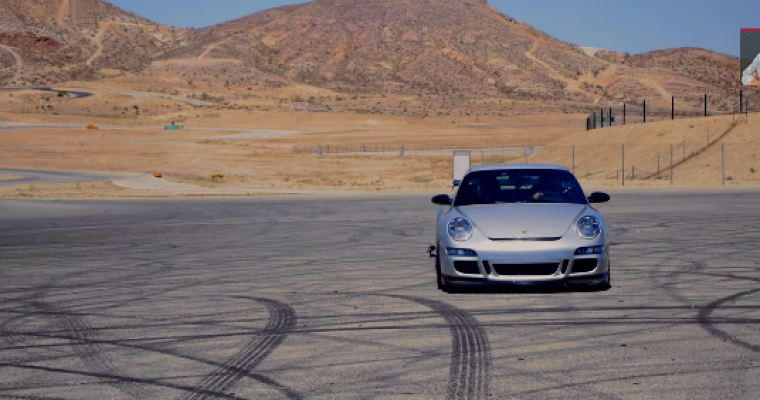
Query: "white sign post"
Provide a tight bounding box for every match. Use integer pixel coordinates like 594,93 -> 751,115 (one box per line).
452,150 -> 471,187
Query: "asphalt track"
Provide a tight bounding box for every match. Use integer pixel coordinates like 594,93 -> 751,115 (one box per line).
0,190 -> 759,399
0,168 -> 135,187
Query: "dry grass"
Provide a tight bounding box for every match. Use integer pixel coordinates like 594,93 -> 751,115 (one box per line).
2,109 -> 759,194
532,113 -> 760,186
0,180 -> 281,199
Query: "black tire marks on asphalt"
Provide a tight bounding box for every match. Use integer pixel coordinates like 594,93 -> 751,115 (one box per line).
385,295 -> 490,400
31,301 -> 156,399
180,297 -> 298,400
697,288 -> 760,353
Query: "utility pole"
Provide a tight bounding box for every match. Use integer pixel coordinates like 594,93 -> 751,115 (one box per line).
572,145 -> 575,175
670,144 -> 674,186
722,143 -> 726,185
621,144 -> 625,187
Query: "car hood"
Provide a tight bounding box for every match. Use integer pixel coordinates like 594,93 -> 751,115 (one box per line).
457,203 -> 588,239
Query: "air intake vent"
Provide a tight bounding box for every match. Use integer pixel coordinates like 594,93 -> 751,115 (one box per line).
454,261 -> 481,275
489,237 -> 562,242
492,263 -> 560,276
571,259 -> 598,273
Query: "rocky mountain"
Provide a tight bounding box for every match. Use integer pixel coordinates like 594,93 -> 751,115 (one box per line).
165,0 -> 610,102
0,0 -> 185,85
0,0 -> 741,114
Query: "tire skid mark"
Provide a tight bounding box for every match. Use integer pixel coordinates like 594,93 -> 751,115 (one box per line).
180,297 -> 298,400
697,288 -> 760,353
385,295 -> 490,400
32,301 -> 155,399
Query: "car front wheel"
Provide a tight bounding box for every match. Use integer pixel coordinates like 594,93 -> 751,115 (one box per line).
435,243 -> 453,293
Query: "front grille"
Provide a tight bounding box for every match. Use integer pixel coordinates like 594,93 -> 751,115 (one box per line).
571,259 -> 598,273
454,261 -> 481,275
489,237 -> 562,242
491,262 -> 560,276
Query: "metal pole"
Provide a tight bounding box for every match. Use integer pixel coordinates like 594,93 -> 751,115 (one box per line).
670,144 -> 674,186
572,145 -> 575,175
704,94 -> 707,116
621,144 -> 625,187
601,109 -> 604,128
672,96 -> 675,120
623,103 -> 626,125
740,90 -> 743,115
643,101 -> 647,122
593,112 -> 597,129
722,143 -> 725,185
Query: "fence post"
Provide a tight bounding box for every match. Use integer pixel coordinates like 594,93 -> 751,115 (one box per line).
672,96 -> 675,120
722,143 -> 725,185
670,144 -> 674,186
644,100 -> 647,122
632,166 -> 635,180
621,144 -> 625,187
601,108 -> 604,128
740,90 -> 743,115
704,94 -> 707,116
572,145 -> 575,175
623,103 -> 626,125
609,107 -> 613,125
593,112 -> 597,129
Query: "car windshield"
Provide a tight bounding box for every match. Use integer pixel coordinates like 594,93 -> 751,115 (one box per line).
453,168 -> 587,206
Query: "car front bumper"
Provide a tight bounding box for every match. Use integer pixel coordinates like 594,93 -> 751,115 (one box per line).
439,239 -> 610,285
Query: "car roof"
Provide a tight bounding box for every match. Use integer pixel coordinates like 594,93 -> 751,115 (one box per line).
466,163 -> 571,173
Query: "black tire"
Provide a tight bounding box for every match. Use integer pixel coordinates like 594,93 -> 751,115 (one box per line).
435,244 -> 453,293
600,269 -> 611,290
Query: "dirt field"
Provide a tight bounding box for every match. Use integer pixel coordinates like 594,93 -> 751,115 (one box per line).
1,103 -> 758,198
0,181 -> 284,199
532,114 -> 760,186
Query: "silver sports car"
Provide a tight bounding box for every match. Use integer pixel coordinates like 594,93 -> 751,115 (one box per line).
430,163 -> 611,292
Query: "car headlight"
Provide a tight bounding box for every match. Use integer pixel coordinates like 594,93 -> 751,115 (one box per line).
576,216 -> 601,239
448,217 -> 473,241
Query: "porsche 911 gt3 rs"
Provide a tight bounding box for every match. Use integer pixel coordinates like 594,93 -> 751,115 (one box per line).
430,163 -> 611,292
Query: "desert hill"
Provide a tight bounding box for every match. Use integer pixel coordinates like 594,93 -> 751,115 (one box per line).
0,0 -> 742,117
0,0 -> 185,85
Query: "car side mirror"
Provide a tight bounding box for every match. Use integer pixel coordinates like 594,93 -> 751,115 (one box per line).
431,194 -> 452,206
587,192 -> 610,204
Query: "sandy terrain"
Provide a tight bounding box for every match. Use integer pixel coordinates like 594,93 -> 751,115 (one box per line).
0,180 -> 284,199
0,175 -> 21,180
0,100 -> 757,199
532,113 -> 760,186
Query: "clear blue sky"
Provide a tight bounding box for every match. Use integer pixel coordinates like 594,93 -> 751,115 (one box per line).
110,0 -> 749,56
